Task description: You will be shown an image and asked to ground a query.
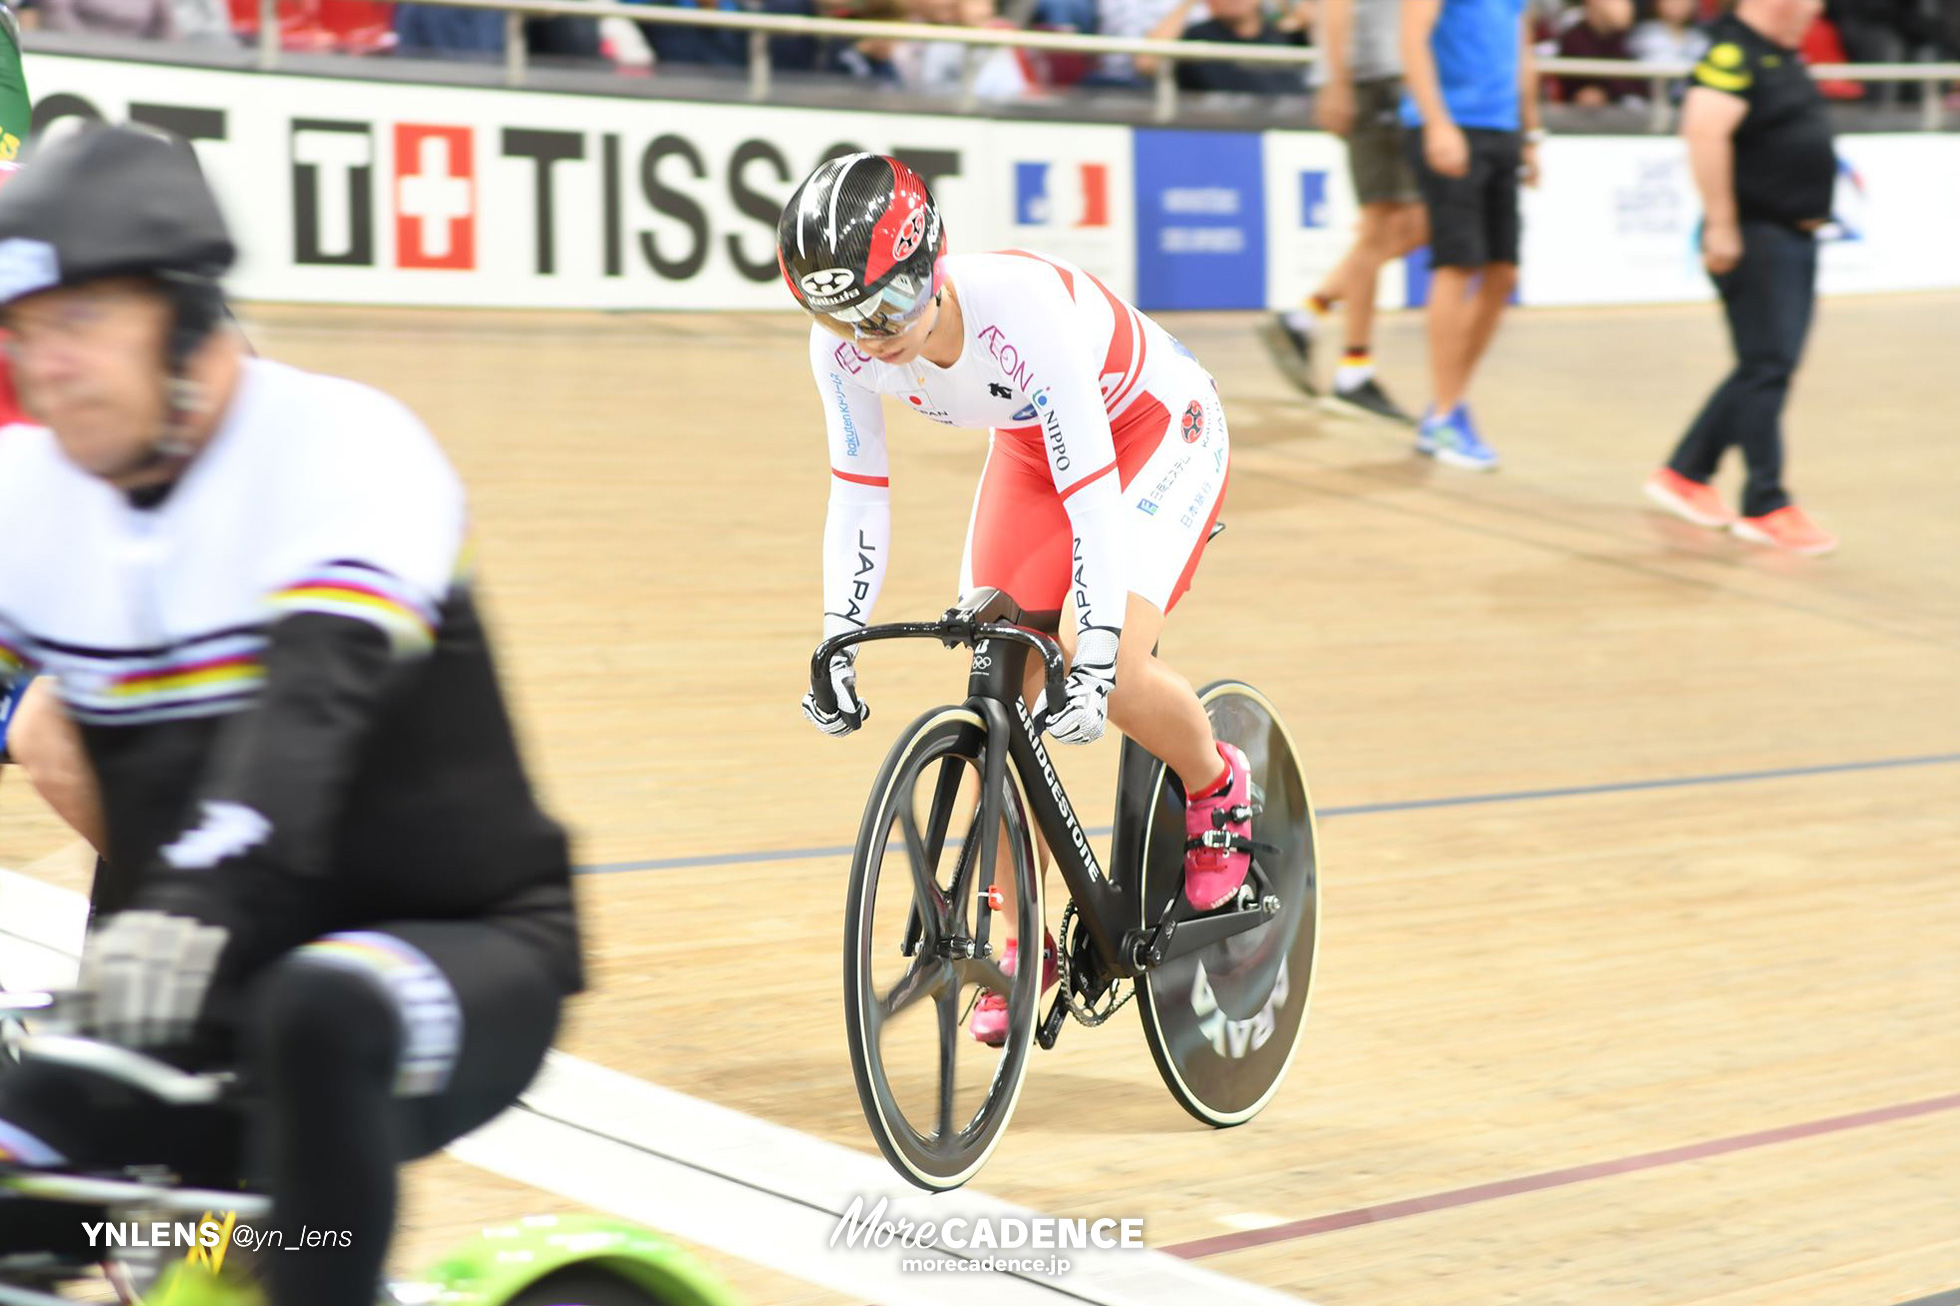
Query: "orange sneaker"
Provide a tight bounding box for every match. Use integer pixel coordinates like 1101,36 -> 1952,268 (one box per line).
1643,468 -> 1735,528
1731,505 -> 1838,556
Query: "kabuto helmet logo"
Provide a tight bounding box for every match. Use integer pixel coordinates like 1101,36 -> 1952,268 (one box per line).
1180,399 -> 1205,444
892,208 -> 927,263
800,267 -> 856,300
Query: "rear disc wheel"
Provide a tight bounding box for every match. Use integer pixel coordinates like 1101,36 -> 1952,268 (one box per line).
1136,681 -> 1319,1126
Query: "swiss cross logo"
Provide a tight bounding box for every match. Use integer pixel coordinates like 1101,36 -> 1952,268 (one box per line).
394,124 -> 475,270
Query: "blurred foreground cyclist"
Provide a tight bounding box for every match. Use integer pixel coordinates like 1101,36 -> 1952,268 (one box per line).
0,124 -> 582,1306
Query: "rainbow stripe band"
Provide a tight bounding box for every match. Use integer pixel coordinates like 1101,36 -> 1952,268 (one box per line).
269,566 -> 439,658
0,1120 -> 66,1166
109,651 -> 262,699
295,931 -> 462,1097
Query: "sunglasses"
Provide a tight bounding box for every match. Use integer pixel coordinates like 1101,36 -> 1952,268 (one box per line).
809,278 -> 936,342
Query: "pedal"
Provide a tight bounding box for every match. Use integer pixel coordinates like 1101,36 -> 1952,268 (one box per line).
1036,988 -> 1069,1050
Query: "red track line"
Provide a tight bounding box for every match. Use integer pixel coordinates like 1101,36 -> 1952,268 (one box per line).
1166,1092 -> 1960,1260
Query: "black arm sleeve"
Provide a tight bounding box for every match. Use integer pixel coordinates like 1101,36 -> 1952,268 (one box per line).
131,611 -> 422,980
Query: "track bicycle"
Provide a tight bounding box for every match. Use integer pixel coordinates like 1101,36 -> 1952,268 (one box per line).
808,581 -> 1321,1191
0,993 -> 743,1306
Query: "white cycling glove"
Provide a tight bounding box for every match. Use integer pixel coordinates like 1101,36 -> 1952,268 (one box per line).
802,648 -> 870,737
1046,627 -> 1119,746
68,910 -> 230,1050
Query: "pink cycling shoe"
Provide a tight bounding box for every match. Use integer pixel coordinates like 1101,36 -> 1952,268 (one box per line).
1184,740 -> 1256,911
970,929 -> 1058,1046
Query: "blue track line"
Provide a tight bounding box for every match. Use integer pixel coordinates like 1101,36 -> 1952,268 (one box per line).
575,751 -> 1960,876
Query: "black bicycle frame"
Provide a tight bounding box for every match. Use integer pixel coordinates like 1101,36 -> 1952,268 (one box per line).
812,588 -> 1265,985
812,590 -> 1141,972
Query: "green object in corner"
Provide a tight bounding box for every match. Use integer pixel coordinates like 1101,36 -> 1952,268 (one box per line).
416,1213 -> 745,1306
0,4 -> 28,160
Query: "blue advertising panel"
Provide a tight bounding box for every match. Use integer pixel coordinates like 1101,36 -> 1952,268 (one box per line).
1132,129 -> 1266,310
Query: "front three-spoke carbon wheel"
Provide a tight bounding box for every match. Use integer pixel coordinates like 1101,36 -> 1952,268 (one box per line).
843,706 -> 1043,1191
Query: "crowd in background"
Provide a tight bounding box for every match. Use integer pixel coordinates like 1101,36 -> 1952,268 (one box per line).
7,0 -> 1957,102
1543,0 -> 1959,105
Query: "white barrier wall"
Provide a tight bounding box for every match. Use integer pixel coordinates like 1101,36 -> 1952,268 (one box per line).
25,52 -> 1960,311
1518,133 -> 1960,305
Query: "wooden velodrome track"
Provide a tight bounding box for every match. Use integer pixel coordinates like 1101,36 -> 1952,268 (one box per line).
1,289 -> 1956,1306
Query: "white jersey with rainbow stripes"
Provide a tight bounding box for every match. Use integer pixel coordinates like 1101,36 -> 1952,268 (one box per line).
0,357 -> 463,726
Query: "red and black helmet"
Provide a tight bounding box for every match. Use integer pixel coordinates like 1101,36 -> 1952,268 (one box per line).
777,153 -> 945,339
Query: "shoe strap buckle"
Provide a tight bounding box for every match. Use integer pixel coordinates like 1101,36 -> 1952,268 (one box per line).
1196,829 -> 1236,850
1209,805 -> 1254,830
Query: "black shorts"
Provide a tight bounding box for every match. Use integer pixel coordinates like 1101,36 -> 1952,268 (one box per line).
1407,126 -> 1522,269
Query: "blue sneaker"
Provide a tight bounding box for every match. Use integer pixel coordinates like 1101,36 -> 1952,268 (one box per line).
1415,404 -> 1500,472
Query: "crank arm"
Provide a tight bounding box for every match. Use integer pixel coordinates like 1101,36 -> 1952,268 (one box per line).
1139,895 -> 1281,968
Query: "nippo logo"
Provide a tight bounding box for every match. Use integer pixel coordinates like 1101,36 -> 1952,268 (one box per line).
892,207 -> 928,262
801,267 -> 856,298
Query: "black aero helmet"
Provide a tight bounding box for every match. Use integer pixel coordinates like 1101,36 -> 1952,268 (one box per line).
0,122 -> 235,359
778,153 -> 945,339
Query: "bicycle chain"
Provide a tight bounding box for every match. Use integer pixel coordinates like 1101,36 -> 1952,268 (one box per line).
1055,901 -> 1134,1027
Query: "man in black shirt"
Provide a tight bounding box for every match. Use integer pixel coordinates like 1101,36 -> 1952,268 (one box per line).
1140,0 -> 1310,95
0,126 -> 581,1306
1642,0 -> 1839,555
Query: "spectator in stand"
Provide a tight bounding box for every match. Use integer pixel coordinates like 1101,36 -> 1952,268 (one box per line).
34,0 -> 173,38
1033,0 -> 1096,30
397,1 -> 607,62
1139,0 -> 1313,94
892,0 -> 1033,98
750,0 -> 829,73
1631,0 -> 1710,65
1827,0 -> 1945,103
526,10 -> 604,63
826,0 -> 905,80
394,3 -> 504,58
1554,0 -> 1647,105
1088,0 -> 1195,86
1827,0 -> 1907,64
631,0 -> 747,67
168,0 -> 231,43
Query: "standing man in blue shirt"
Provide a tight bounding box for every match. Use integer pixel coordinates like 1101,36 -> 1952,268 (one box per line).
1400,0 -> 1541,471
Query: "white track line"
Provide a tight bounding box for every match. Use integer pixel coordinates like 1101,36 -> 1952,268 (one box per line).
0,868 -> 1308,1305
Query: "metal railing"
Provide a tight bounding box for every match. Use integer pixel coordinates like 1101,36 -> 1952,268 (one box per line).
249,0 -> 1959,129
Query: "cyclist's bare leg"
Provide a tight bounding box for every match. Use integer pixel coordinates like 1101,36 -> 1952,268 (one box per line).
1104,593 -> 1226,792
7,678 -> 107,854
986,592 -> 1222,941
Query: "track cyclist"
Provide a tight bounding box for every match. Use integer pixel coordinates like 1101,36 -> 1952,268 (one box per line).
0,125 -> 583,1306
782,154 -> 1257,1044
